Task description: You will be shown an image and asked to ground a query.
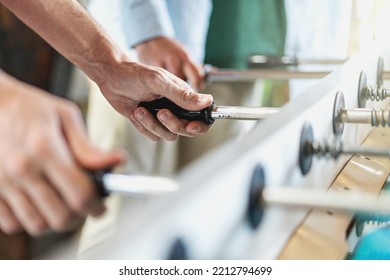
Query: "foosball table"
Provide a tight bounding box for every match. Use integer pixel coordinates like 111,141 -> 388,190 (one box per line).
48,45 -> 390,260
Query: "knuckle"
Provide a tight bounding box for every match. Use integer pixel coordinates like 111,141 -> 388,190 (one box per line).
63,101 -> 83,121
5,155 -> 30,178
28,132 -> 50,156
178,89 -> 195,102
152,68 -> 167,83
1,220 -> 21,235
68,190 -> 91,214
52,211 -> 73,231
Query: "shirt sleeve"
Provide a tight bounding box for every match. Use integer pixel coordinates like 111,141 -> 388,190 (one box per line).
120,0 -> 175,48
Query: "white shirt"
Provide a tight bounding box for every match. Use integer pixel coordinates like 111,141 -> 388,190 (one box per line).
88,0 -> 212,62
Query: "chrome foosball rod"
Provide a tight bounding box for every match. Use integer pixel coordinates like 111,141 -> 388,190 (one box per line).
89,169 -> 179,197
203,58 -> 336,82
338,107 -> 390,127
140,91 -> 390,130
247,165 -> 390,229
299,122 -> 390,175
309,139 -> 390,159
333,91 -> 390,135
139,97 -> 279,124
246,54 -> 347,68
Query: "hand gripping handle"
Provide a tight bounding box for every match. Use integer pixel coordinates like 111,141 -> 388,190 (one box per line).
138,97 -> 215,124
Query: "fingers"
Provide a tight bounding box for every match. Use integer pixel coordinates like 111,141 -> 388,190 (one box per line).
156,109 -> 210,136
0,180 -> 47,236
131,107 -> 177,141
27,117 -> 107,219
0,149 -> 83,236
0,170 -> 81,236
161,72 -> 213,111
57,99 -> 125,169
131,106 -> 210,141
42,147 -> 106,219
0,77 -> 115,237
0,197 -> 22,235
129,109 -> 161,141
122,66 -> 213,140
21,173 -> 75,232
150,71 -> 212,139
140,58 -> 213,112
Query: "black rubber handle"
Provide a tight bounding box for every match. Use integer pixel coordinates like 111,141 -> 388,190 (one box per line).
138,97 -> 215,124
88,168 -> 111,197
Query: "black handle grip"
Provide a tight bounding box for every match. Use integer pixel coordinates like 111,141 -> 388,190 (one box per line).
138,97 -> 215,124
88,168 -> 111,197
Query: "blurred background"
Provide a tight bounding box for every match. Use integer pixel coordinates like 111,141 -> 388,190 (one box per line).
2,0 -> 390,259
2,0 -> 390,120
2,1 -> 390,114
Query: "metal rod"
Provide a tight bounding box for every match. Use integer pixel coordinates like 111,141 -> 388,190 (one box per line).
339,108 -> 390,127
312,138 -> 390,159
297,57 -> 347,65
206,69 -> 331,82
381,71 -> 390,81
341,146 -> 390,158
102,174 -> 180,195
263,187 -> 390,214
211,106 -> 279,120
204,68 -> 390,83
246,55 -> 347,68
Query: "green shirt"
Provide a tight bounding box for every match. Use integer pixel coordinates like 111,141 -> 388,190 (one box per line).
205,0 -> 286,69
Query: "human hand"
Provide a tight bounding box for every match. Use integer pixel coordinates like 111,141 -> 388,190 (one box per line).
0,0 -> 212,142
98,59 -> 213,141
135,36 -> 205,91
0,72 -> 125,236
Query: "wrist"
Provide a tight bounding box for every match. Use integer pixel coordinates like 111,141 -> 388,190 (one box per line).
75,37 -> 129,87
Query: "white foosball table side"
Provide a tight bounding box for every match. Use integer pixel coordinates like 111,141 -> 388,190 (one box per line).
51,46 -> 390,260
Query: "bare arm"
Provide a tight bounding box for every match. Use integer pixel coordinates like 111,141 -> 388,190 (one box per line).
0,0 -> 213,141
1,0 -> 122,84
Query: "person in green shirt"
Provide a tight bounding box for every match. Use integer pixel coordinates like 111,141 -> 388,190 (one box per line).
205,0 -> 286,69
178,0 -> 288,167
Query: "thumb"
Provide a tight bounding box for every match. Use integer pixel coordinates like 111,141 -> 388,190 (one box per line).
162,74 -> 213,111
58,103 -> 125,170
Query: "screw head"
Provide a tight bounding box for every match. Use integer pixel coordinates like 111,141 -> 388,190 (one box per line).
358,71 -> 368,108
247,164 -> 266,229
167,238 -> 187,260
332,91 -> 345,136
298,122 -> 314,175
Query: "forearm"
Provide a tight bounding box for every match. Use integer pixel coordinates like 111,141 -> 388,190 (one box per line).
0,0 -> 126,85
1,0 -> 213,142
